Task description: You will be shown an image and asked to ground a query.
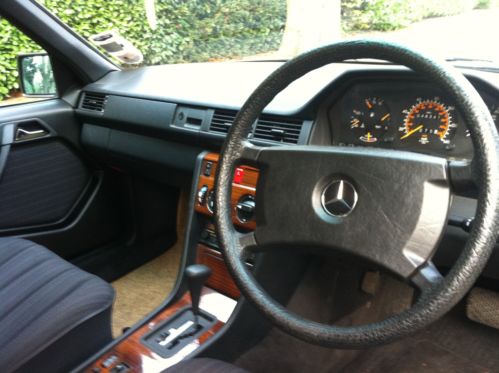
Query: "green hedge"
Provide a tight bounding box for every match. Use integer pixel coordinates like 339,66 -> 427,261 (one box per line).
43,0 -> 286,65
341,0 -> 483,32
0,18 -> 40,98
342,0 -> 415,32
0,0 -> 286,100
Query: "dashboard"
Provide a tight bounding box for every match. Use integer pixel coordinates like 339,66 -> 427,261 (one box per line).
77,63 -> 499,167
327,78 -> 499,160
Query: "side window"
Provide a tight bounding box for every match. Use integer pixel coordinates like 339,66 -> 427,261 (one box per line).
0,17 -> 56,107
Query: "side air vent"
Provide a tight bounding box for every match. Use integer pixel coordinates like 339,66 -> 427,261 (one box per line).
80,92 -> 108,112
209,109 -> 237,133
253,115 -> 304,144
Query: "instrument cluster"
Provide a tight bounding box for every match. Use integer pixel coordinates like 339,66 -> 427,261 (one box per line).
328,80 -> 499,159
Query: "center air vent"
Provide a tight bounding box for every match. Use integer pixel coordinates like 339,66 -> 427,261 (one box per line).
253,115 -> 304,144
80,92 -> 108,112
209,109 -> 237,133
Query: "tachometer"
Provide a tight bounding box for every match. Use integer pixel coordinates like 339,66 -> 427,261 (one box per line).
399,98 -> 457,145
350,97 -> 391,144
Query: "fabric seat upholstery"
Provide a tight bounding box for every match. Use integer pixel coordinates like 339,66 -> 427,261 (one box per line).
163,358 -> 249,373
0,237 -> 115,372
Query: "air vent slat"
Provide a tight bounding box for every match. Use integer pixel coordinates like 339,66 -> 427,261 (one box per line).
253,115 -> 304,144
254,125 -> 301,133
254,131 -> 300,138
80,92 -> 108,112
209,109 -> 238,133
213,114 -> 236,120
257,119 -> 303,125
256,121 -> 302,129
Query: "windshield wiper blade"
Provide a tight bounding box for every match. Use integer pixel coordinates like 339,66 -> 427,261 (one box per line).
445,57 -> 499,73
446,57 -> 495,63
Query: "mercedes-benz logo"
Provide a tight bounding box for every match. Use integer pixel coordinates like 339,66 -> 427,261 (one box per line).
321,180 -> 358,217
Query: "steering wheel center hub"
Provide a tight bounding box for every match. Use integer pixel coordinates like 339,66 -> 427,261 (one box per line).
320,179 -> 358,217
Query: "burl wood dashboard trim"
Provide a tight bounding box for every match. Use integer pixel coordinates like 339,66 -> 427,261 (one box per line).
85,289 -> 236,373
197,244 -> 240,299
195,152 -> 258,230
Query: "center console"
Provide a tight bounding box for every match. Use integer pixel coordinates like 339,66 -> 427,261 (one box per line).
194,153 -> 258,299
81,152 -> 258,373
194,152 -> 258,231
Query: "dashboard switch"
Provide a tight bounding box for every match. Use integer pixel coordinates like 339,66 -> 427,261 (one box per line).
197,185 -> 209,205
236,195 -> 255,222
204,161 -> 213,177
234,167 -> 244,184
207,190 -> 215,213
101,355 -> 118,368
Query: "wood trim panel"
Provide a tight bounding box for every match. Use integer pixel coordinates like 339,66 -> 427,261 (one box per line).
84,290 -> 229,373
196,244 -> 240,299
195,153 -> 259,230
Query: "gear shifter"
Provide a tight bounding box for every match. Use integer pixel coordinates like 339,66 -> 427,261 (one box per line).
185,264 -> 212,326
142,264 -> 215,358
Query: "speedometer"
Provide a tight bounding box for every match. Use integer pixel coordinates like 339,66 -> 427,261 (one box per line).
399,98 -> 457,145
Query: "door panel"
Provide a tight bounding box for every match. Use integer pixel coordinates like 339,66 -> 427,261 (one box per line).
0,139 -> 89,229
0,99 -> 128,259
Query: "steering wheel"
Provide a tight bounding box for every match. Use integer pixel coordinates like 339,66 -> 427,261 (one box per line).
214,40 -> 499,348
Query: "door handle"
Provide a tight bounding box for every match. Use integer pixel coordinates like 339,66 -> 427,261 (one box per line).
15,127 -> 48,142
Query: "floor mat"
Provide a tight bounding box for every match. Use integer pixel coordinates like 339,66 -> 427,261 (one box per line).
236,257 -> 499,372
236,308 -> 499,373
110,190 -> 188,337
340,333 -> 496,373
111,241 -> 182,337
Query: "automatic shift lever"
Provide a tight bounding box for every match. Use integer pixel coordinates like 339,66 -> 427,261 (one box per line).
185,264 -> 212,327
142,264 -> 215,357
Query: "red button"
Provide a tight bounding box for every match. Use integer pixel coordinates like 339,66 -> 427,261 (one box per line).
234,167 -> 244,184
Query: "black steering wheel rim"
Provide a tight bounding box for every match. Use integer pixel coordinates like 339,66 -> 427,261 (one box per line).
215,40 -> 499,348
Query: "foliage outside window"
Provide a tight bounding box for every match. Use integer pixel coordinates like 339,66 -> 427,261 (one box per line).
0,17 -> 41,103
1,0 -> 499,103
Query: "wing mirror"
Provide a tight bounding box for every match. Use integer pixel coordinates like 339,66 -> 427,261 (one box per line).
17,53 -> 56,97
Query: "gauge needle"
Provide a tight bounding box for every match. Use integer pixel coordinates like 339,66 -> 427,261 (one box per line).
400,124 -> 423,140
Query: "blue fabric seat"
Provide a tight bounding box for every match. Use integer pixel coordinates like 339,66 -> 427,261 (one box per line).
0,237 -> 114,372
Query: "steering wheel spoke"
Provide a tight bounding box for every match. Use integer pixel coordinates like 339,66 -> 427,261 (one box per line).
237,140 -> 263,165
448,159 -> 478,198
409,261 -> 444,293
236,231 -> 258,259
